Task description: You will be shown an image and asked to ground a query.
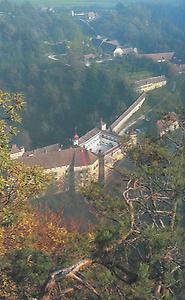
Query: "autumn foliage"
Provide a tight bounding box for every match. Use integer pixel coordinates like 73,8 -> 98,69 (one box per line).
0,91 -> 93,299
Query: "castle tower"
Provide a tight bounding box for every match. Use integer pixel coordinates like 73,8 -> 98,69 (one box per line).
100,119 -> 106,131
73,128 -> 79,146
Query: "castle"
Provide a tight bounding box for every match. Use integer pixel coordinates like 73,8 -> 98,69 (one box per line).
11,94 -> 147,192
134,76 -> 167,93
156,112 -> 179,137
11,120 -> 125,192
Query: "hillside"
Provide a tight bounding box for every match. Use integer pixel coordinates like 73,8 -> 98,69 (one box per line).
11,0 -> 123,8
1,1 -> 185,299
12,0 -> 182,7
0,0 -> 185,150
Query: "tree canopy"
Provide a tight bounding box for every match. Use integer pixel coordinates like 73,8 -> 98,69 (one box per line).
1,90 -> 184,299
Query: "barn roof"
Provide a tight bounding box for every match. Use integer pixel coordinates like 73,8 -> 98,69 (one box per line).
134,75 -> 166,89
140,52 -> 174,61
18,146 -> 98,169
110,93 -> 146,130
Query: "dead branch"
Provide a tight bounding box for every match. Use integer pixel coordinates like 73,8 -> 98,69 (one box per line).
169,202 -> 177,230
40,257 -> 95,300
70,273 -> 101,298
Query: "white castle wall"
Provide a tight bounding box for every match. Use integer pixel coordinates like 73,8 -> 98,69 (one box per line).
111,94 -> 146,134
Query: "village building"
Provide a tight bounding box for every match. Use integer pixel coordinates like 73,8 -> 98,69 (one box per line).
83,53 -> 96,66
114,47 -> 138,57
11,92 -> 150,192
134,75 -> 167,93
10,144 -> 25,159
11,118 -> 125,191
101,40 -> 120,54
92,36 -> 137,58
113,47 -> 124,57
110,93 -> 146,134
76,121 -> 124,180
14,144 -> 99,192
156,112 -> 179,137
122,47 -> 138,55
171,63 -> 185,74
71,10 -> 97,21
92,37 -> 119,54
86,12 -> 96,21
140,52 -> 174,62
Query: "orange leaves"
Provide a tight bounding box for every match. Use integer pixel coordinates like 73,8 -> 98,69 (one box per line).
0,160 -> 51,208
0,205 -> 70,256
0,196 -> 94,264
0,228 -> 5,255
0,271 -> 18,300
2,162 -> 52,205
34,211 -> 68,255
1,208 -> 37,253
35,222 -> 68,254
0,90 -> 25,123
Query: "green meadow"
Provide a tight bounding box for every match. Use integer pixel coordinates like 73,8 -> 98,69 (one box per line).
12,0 -> 121,7
12,0 -> 179,6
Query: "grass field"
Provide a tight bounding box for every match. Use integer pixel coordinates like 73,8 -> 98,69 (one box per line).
12,0 -> 122,7
126,71 -> 155,83
12,0 -> 178,6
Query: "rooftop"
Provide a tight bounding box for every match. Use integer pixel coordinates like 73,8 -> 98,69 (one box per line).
18,146 -> 98,169
84,53 -> 96,60
78,128 -> 101,145
106,39 -> 120,47
110,93 -> 146,130
156,112 -> 178,132
11,144 -> 22,154
134,75 -> 166,88
25,144 -> 60,156
122,48 -> 137,54
140,52 -> 174,61
78,127 -> 120,155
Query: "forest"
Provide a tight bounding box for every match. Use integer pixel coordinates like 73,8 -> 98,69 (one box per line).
0,0 -> 185,149
1,85 -> 185,300
0,0 -> 185,299
93,1 -> 185,58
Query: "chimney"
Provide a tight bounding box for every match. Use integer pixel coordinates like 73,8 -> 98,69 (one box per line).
100,119 -> 106,131
73,128 -> 79,146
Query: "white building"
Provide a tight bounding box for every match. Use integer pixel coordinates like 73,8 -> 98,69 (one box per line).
134,76 -> 167,93
77,121 -> 119,156
156,112 -> 179,137
110,93 -> 146,135
10,144 -> 25,159
113,47 -> 124,57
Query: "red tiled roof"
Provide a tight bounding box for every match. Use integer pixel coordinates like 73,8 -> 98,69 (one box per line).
156,120 -> 164,130
74,147 -> 97,167
18,147 -> 73,169
140,52 -> 174,61
84,53 -> 96,60
25,144 -> 60,156
122,48 -> 136,54
156,112 -> 177,132
18,146 -> 98,169
78,128 -> 101,145
106,40 -> 120,47
104,144 -> 120,155
134,75 -> 166,89
11,144 -> 21,154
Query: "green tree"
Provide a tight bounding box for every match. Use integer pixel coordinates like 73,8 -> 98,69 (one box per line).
41,136 -> 185,300
0,92 -> 54,297
0,90 -> 95,299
